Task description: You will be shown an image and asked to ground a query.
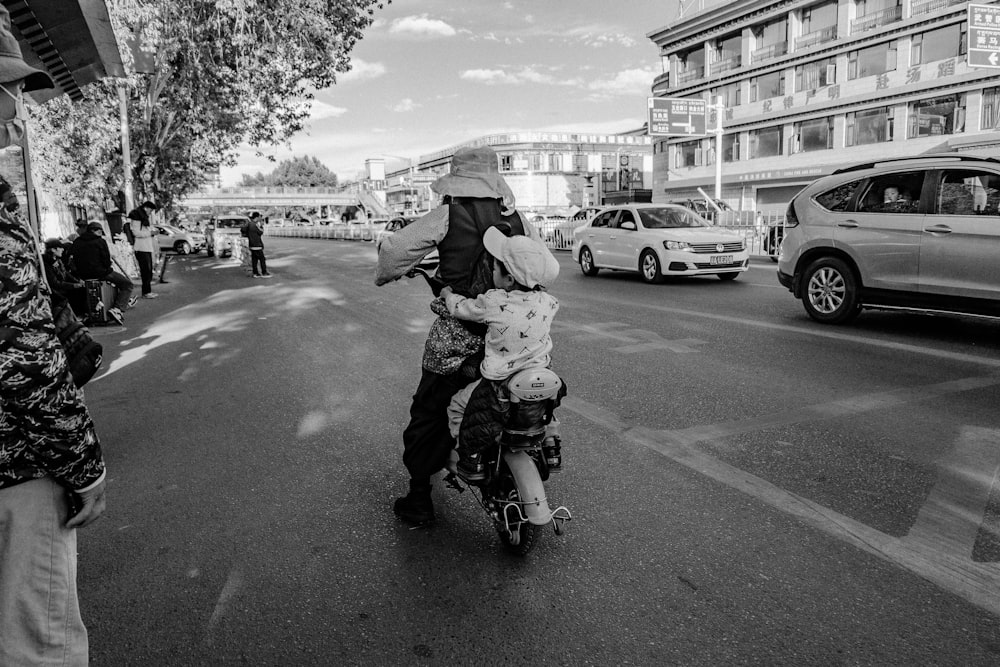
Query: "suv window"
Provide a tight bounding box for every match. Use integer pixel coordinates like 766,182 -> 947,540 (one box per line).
814,179 -> 864,212
934,170 -> 1000,216
856,171 -> 924,214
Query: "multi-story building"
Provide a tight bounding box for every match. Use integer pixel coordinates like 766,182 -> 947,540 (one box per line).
648,0 -> 1000,212
391,130 -> 654,215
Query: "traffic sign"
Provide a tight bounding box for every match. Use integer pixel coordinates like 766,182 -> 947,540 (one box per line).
968,3 -> 1000,69
647,97 -> 707,137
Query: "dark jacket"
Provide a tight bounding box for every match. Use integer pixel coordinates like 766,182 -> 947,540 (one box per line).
242,219 -> 264,249
43,252 -> 82,295
70,230 -> 112,279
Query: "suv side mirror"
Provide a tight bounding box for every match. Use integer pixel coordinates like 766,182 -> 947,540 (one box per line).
620,221 -> 637,231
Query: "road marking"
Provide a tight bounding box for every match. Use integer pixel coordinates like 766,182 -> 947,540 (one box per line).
554,320 -> 706,354
205,566 -> 244,645
563,395 -> 1000,616
905,426 -> 1000,554
561,299 -> 1000,368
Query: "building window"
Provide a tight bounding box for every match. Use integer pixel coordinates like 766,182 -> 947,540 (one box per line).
572,153 -> 588,171
911,22 -> 967,65
795,57 -> 836,91
675,140 -> 702,168
983,87 -> 1000,130
846,107 -> 894,146
677,47 -> 706,83
794,117 -> 833,152
722,133 -> 740,162
751,71 -> 785,102
752,18 -> 788,62
712,33 -> 742,75
750,126 -> 783,158
908,94 -> 966,138
847,42 -> 897,79
799,1 -> 839,48
500,155 -> 513,171
549,153 -> 563,172
711,82 -> 741,108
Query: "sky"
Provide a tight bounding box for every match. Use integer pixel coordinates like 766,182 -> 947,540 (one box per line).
220,0 -> 684,185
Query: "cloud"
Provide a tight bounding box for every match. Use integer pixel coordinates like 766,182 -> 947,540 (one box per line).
338,59 -> 386,83
390,14 -> 456,37
306,101 -> 347,120
586,67 -> 659,96
460,66 -> 581,86
391,98 -> 418,113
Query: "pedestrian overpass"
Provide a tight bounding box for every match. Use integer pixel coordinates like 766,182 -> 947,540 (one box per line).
179,185 -> 390,217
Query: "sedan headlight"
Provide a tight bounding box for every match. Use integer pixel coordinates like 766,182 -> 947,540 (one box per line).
663,240 -> 693,252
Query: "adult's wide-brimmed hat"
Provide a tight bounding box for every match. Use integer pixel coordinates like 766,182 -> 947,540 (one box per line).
0,6 -> 53,91
431,146 -> 515,208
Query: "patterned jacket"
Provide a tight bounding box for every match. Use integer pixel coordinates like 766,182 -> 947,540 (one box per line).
0,207 -> 105,491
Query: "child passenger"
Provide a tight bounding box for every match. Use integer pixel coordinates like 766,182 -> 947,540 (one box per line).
440,226 -> 560,480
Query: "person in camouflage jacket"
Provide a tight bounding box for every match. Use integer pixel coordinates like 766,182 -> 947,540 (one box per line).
0,189 -> 107,664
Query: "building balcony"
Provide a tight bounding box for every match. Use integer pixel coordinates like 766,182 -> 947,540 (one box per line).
911,0 -> 966,16
751,41 -> 787,63
711,55 -> 741,75
653,70 -> 670,91
795,26 -> 837,49
677,67 -> 704,84
850,6 -> 903,34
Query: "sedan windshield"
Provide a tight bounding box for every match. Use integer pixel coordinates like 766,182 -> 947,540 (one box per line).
638,207 -> 709,229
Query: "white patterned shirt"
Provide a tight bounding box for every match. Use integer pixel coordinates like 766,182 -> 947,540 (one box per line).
444,288 -> 558,380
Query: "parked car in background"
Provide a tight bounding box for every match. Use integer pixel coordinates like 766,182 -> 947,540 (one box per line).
156,224 -> 205,254
777,153 -> 1000,324
572,204 -> 748,283
206,215 -> 249,257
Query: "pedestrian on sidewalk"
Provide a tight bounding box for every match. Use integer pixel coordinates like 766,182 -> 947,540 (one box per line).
69,222 -> 134,324
243,211 -> 271,277
127,200 -> 160,299
0,11 -> 107,664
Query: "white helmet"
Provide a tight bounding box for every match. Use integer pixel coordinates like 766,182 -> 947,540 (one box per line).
508,368 -> 562,403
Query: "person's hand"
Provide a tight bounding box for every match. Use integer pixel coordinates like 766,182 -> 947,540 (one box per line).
440,285 -> 453,298
66,479 -> 106,529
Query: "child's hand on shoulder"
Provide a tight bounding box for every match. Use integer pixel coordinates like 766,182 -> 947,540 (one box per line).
440,285 -> 453,298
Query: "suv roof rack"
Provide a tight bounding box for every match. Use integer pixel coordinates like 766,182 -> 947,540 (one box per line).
832,153 -> 1000,175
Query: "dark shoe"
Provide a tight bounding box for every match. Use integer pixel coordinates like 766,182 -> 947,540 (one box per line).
393,483 -> 434,524
456,452 -> 486,482
158,280 -> 169,284
261,273 -> 273,278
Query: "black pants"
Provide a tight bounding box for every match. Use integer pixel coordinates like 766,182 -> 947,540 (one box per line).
402,368 -> 477,484
251,249 -> 267,276
135,251 -> 153,295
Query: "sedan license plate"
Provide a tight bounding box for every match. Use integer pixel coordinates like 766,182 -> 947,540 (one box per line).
710,255 -> 732,265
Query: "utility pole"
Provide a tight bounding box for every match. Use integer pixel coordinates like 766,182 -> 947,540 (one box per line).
713,96 -> 725,201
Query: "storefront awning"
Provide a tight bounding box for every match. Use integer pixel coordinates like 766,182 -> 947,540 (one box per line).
4,0 -> 124,103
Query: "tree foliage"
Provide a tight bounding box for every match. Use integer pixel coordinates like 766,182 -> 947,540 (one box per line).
29,0 -> 386,211
240,156 -> 338,187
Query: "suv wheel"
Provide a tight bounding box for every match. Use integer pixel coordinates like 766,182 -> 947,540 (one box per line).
801,257 -> 861,324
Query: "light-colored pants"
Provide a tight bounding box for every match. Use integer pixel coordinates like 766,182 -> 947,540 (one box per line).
446,379 -> 480,441
0,477 -> 89,666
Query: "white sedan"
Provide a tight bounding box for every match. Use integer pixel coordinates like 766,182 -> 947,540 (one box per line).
571,204 -> 748,283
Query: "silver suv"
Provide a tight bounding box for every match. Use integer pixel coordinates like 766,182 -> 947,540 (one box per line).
777,153 -> 1000,324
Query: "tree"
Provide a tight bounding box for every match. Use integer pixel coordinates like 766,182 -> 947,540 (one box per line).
240,156 -> 337,187
29,0 -> 386,210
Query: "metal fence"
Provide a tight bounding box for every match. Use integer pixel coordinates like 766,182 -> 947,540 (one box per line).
264,211 -> 787,259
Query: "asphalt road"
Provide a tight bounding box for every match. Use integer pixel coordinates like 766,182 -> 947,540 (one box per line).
79,237 -> 1000,665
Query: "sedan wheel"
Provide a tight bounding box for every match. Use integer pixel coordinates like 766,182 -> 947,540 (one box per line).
639,250 -> 664,284
579,247 -> 599,276
802,257 -> 861,324
176,241 -> 191,254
